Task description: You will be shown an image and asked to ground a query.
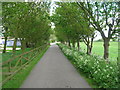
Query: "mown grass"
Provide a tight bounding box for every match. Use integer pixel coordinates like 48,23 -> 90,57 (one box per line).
2,48 -> 31,62
76,41 -> 118,60
2,46 -> 49,88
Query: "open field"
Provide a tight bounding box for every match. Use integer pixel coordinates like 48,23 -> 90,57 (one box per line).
76,42 -> 118,60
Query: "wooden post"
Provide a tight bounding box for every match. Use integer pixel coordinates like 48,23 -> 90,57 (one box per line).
20,56 -> 22,66
8,62 -> 11,76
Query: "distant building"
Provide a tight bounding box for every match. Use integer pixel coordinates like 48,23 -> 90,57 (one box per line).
0,37 -> 21,46
6,40 -> 21,46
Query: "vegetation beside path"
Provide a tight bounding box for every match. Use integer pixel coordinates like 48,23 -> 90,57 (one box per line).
58,43 -> 119,88
2,46 -> 49,88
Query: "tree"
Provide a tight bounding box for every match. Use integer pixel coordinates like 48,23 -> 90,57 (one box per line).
82,27 -> 96,55
2,3 -> 12,53
52,2 -> 96,54
77,2 -> 119,60
2,2 -> 51,52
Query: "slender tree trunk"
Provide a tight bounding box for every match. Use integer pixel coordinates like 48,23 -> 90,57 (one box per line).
72,41 -> 75,48
21,39 -> 26,51
77,40 -> 80,51
89,47 -> 92,54
13,38 -> 17,52
26,42 -> 32,48
86,45 -> 91,55
103,39 -> 110,60
26,42 -> 29,48
72,43 -> 75,48
68,40 -> 71,48
3,36 -> 7,53
88,36 -> 94,55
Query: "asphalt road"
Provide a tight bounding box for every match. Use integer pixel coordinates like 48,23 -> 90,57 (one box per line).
21,44 -> 91,88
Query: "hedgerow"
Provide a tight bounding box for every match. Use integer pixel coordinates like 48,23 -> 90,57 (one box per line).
58,43 -> 119,88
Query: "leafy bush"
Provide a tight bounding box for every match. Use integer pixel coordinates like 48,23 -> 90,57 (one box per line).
58,43 -> 119,88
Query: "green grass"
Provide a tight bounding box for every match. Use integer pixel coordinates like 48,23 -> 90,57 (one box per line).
76,41 -> 118,60
1,48 -> 32,83
1,48 -> 31,62
2,46 -> 49,88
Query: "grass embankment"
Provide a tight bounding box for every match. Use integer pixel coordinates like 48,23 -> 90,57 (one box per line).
2,46 -> 49,88
58,43 -> 119,88
76,42 -> 118,60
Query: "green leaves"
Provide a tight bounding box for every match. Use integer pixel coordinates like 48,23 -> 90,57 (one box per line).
2,2 -> 51,48
52,2 -> 94,43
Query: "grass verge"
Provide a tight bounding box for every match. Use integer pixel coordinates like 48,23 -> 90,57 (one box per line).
2,46 -> 49,88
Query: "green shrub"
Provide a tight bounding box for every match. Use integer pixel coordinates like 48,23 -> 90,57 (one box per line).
58,43 -> 119,88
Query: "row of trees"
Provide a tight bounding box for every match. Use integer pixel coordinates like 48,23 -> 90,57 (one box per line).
52,2 -> 119,60
2,2 -> 51,53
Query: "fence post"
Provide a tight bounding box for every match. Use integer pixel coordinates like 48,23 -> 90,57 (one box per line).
8,62 -> 11,76
20,56 -> 22,66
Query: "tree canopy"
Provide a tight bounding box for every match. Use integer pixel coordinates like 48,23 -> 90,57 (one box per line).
2,2 -> 51,52
52,1 -> 119,60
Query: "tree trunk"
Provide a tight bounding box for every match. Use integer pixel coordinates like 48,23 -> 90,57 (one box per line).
2,36 -> 7,53
103,39 -> 110,60
72,41 -> 75,48
77,41 -> 80,51
89,47 -> 92,54
68,40 -> 71,48
21,39 -> 26,51
86,45 -> 91,55
13,38 -> 17,52
72,43 -> 75,48
26,42 -> 30,48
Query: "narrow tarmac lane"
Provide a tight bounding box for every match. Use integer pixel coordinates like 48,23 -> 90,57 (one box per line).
21,44 -> 91,88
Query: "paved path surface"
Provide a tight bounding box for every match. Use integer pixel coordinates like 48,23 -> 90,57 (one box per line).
21,44 -> 91,88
